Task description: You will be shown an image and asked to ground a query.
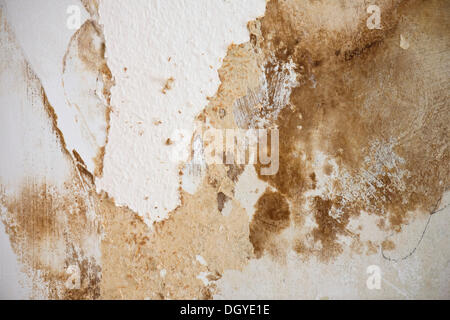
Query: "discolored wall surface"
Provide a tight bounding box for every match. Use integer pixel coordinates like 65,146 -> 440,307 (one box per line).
0,0 -> 449,299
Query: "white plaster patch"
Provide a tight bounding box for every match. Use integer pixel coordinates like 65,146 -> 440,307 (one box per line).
1,0 -> 101,172
97,0 -> 266,224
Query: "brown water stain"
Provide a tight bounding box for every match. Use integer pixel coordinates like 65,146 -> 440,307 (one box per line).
248,0 -> 449,261
249,190 -> 290,258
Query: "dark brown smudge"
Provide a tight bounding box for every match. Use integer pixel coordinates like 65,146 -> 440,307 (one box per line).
217,192 -> 230,213
249,190 -> 290,258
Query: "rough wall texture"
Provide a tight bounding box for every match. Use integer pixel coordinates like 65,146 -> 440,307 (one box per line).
0,0 -> 449,299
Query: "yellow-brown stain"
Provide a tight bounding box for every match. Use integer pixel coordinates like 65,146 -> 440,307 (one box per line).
248,0 -> 449,260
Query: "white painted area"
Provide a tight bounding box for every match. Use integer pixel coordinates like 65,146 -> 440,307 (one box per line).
97,0 -> 266,224
0,8 -> 72,194
1,0 -> 102,172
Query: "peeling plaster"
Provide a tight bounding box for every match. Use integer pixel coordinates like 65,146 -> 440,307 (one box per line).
96,0 -> 266,224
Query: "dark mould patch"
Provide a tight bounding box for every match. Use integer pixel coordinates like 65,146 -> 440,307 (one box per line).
249,190 -> 290,258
